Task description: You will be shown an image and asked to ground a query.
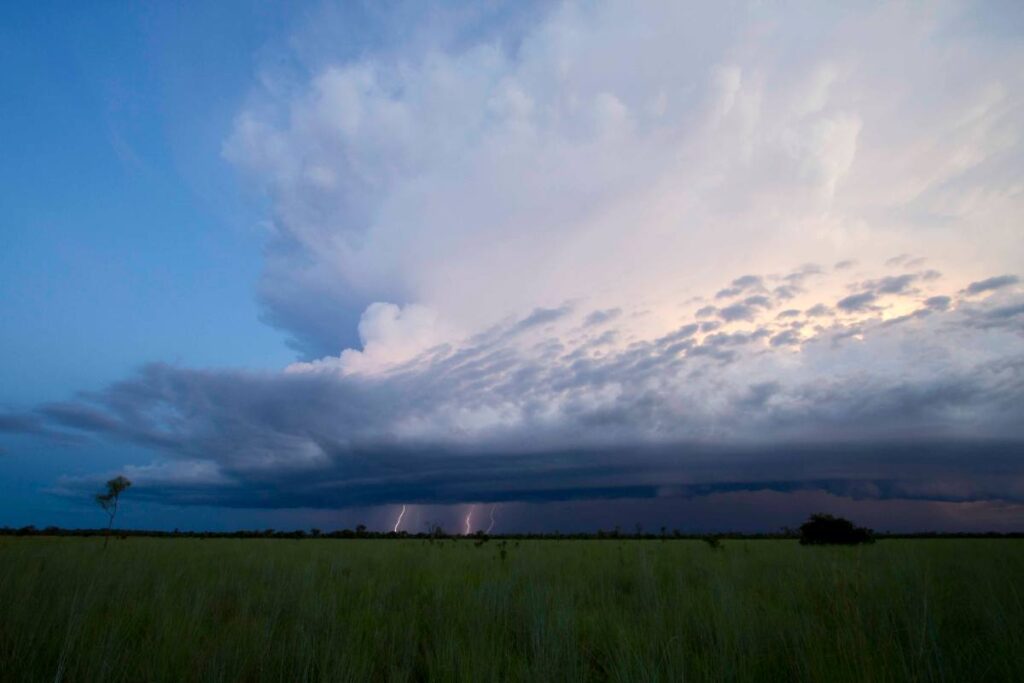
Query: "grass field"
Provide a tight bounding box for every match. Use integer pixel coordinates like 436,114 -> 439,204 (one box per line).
1,537 -> 1022,681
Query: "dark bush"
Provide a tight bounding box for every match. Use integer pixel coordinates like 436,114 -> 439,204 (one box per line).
799,514 -> 874,545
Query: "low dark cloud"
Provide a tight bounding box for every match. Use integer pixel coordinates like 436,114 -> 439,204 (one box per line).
961,299 -> 1024,330
657,324 -> 699,345
0,413 -> 47,435
883,255 -> 927,269
770,330 -> 800,347
583,308 -> 622,327
837,291 -> 877,311
924,295 -> 951,311
51,440 -> 1024,513
743,295 -> 773,309
514,304 -> 574,331
715,275 -> 764,299
695,305 -> 717,318
40,403 -> 122,433
782,264 -> 823,284
718,303 -> 756,322
965,275 -> 1020,295
866,274 -> 918,294
773,285 -> 797,300
989,302 -> 1024,320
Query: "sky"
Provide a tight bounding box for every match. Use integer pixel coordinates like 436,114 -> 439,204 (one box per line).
2,1 -> 1023,534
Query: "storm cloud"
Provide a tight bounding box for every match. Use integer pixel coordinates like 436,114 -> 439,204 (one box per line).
4,2 -> 1024,528
22,264 -> 1024,511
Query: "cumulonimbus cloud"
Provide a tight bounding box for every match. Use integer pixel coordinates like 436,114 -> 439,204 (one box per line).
5,2 -> 1024,514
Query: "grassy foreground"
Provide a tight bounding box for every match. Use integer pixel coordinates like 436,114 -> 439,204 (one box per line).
1,537 -> 1022,681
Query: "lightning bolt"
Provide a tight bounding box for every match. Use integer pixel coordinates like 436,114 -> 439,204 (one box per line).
464,505 -> 475,535
393,504 -> 407,533
486,505 -> 498,534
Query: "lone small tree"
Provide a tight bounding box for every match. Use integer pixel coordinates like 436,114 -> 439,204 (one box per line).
95,476 -> 131,549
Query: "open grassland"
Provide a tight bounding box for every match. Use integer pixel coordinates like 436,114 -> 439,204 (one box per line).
1,537 -> 1022,682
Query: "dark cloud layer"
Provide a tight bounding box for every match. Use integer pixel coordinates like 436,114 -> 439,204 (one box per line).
50,439 -> 1024,513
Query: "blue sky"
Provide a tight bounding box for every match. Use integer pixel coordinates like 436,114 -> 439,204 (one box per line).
0,2 -> 301,528
0,2 -> 297,402
2,1 -> 1023,533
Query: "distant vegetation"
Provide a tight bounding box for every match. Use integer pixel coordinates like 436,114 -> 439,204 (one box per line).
1,536 -> 1022,681
798,513 -> 874,545
2,523 -> 1020,541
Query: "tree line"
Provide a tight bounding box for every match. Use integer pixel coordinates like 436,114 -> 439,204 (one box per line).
3,476 -> 1014,543
3,524 -> 1021,541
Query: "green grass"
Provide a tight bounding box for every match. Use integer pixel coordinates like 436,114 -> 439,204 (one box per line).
1,537 -> 1022,682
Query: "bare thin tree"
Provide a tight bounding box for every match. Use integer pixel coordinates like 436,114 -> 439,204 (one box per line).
95,476 -> 131,549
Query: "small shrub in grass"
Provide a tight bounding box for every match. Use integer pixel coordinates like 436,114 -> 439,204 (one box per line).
799,513 -> 874,545
702,535 -> 723,550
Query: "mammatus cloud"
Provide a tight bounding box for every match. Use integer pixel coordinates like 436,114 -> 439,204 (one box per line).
3,3 -> 1024,520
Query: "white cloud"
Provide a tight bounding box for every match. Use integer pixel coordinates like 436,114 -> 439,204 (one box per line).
292,302 -> 452,375
226,2 -> 1024,363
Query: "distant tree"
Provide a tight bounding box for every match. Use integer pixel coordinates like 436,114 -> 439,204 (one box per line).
702,535 -> 723,550
798,513 -> 874,545
94,476 -> 131,549
427,523 -> 445,543
355,524 -> 367,537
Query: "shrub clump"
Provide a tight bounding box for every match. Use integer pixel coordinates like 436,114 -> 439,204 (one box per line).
702,535 -> 723,550
799,514 -> 874,545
